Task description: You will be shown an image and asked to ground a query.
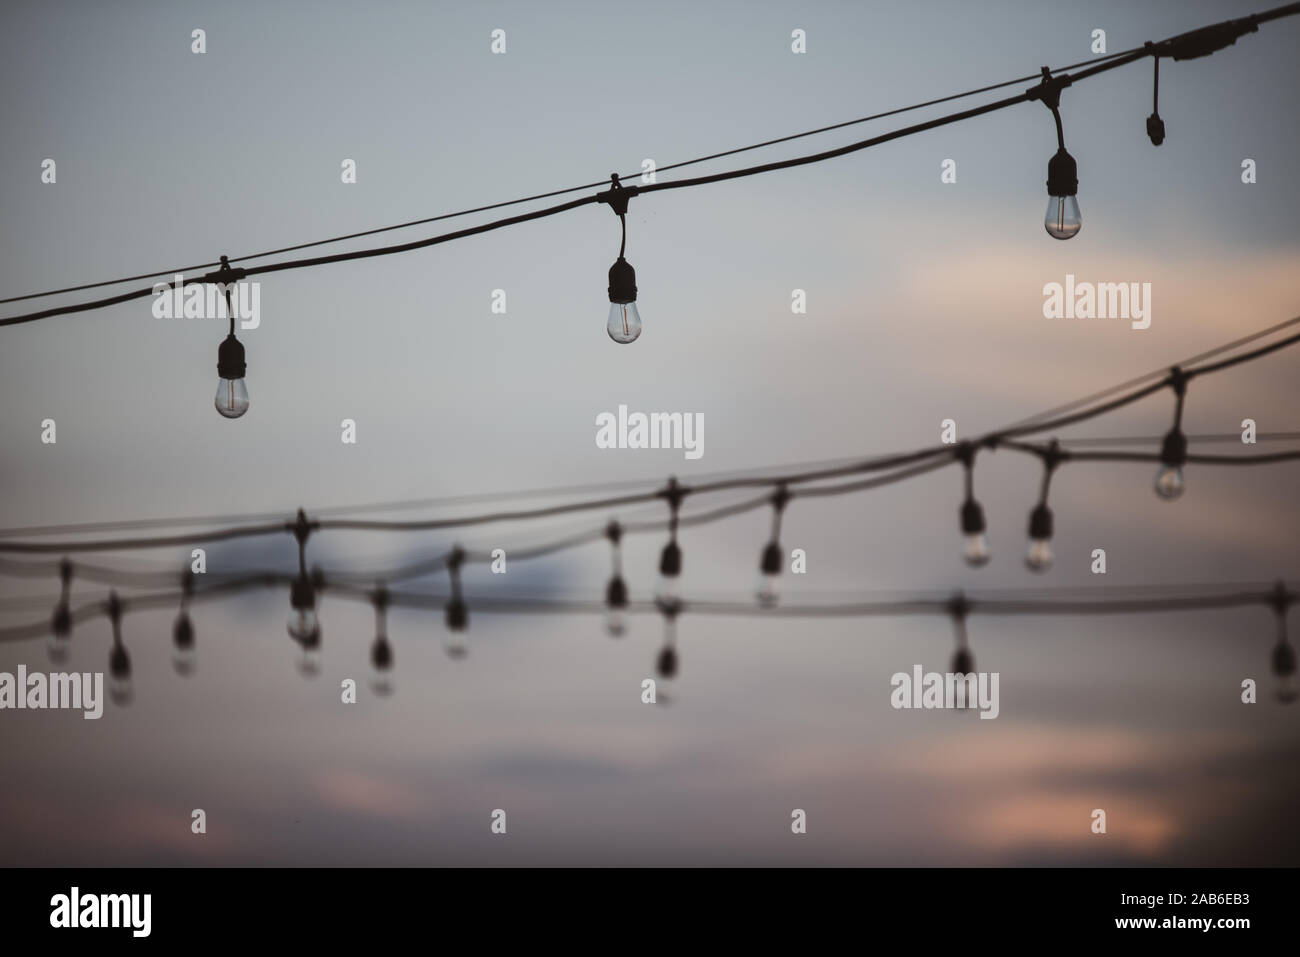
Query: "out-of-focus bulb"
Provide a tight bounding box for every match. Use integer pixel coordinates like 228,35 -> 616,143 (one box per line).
287,608 -> 318,641
963,533 -> 991,567
444,598 -> 468,659
47,601 -> 72,663
109,644 -> 132,705
607,301 -> 642,344
172,612 -> 196,676
605,575 -> 628,637
656,541 -> 682,603
1044,194 -> 1081,240
756,541 -> 782,608
1273,639 -> 1297,704
296,628 -> 322,678
960,499 -> 990,567
1025,538 -> 1054,572
1154,464 -> 1184,500
370,636 -> 393,696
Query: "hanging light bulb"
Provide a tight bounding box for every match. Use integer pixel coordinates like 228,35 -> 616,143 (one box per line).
956,443 -> 990,567
1028,67 -> 1081,240
607,260 -> 642,345
1043,150 -> 1081,241
46,558 -> 73,664
212,264 -> 249,418
1155,369 -> 1189,500
106,592 -> 132,706
1269,583 -> 1297,704
755,485 -> 790,608
1155,428 -> 1187,500
655,479 -> 685,602
287,575 -> 319,641
370,585 -> 393,696
598,173 -> 643,344
171,570 -> 196,676
1024,504 -> 1054,572
604,521 -> 629,636
656,599 -> 680,680
443,547 -> 468,659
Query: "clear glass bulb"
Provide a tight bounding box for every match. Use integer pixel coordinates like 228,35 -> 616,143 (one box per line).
215,377 -> 249,418
109,675 -> 133,706
287,608 -> 318,641
297,645 -> 321,678
1154,465 -> 1185,500
607,301 -> 642,344
172,644 -> 197,676
1277,673 -> 1298,704
1025,538 -> 1054,572
443,632 -> 467,660
605,607 -> 627,637
756,571 -> 780,608
963,533 -> 991,567
655,573 -> 679,604
370,670 -> 394,697
1044,194 -> 1081,240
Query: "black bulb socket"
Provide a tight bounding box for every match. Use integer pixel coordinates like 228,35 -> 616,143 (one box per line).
1160,428 -> 1188,467
1273,641 -> 1297,678
951,647 -> 975,676
657,646 -> 678,679
606,575 -> 628,609
608,257 -> 637,304
960,499 -> 986,535
217,333 -> 246,380
173,612 -> 195,650
109,644 -> 131,680
290,576 -> 315,611
445,597 -> 468,632
1046,148 -> 1078,197
51,602 -> 71,638
659,541 -> 682,577
1028,504 -> 1054,541
760,541 -> 782,575
1146,113 -> 1166,146
371,636 -> 393,671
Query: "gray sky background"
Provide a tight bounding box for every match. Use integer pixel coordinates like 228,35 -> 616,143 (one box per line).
1,0 -> 1298,865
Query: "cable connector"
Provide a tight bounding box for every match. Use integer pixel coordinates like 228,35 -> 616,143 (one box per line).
200,254 -> 248,285
595,173 -> 639,216
1157,16 -> 1259,61
1025,66 -> 1073,110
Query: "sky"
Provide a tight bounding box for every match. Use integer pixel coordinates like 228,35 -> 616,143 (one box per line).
0,0 -> 1297,865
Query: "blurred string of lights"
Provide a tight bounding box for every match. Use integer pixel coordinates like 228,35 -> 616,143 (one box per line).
0,319 -> 1297,703
0,575 -> 1295,709
0,4 -> 1295,414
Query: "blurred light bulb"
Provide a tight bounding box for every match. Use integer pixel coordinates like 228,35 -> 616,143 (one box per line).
444,599 -> 468,659
756,542 -> 782,608
1044,194 -> 1081,240
172,612 -> 196,676
287,608 -> 318,641
605,575 -> 628,637
963,533 -> 991,567
1025,538 -> 1054,572
109,644 -> 132,705
370,636 -> 394,696
607,301 -> 642,344
47,601 -> 71,663
296,629 -> 322,678
1154,464 -> 1185,500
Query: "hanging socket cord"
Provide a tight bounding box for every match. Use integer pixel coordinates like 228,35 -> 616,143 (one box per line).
370,584 -> 394,694
1028,67 -> 1082,240
443,546 -> 468,658
597,174 -> 643,344
604,520 -> 629,637
47,558 -> 74,662
756,484 -> 791,608
1144,43 -> 1166,145
1155,368 -> 1190,500
172,569 -> 196,675
657,597 -> 681,680
1025,440 -> 1063,573
957,442 -> 991,568
106,590 -> 132,705
655,478 -> 688,602
1269,582 -> 1297,703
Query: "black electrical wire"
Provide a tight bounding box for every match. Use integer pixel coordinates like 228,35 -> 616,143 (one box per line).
4,3 -> 1298,327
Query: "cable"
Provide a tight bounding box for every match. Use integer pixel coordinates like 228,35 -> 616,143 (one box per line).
4,4 -> 1298,326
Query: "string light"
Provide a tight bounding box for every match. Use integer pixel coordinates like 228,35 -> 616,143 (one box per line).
1269,582 -> 1297,703
656,597 -> 681,680
46,557 -> 73,663
1156,367 -> 1189,500
1144,43 -> 1166,145
603,521 -> 629,636
106,591 -> 132,706
597,174 -> 642,344
211,257 -> 250,420
443,546 -> 468,658
1024,440 -> 1062,573
1028,67 -> 1081,240
370,584 -> 394,696
756,484 -> 790,608
172,569 -> 196,675
956,442 -> 991,567
655,478 -> 687,601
